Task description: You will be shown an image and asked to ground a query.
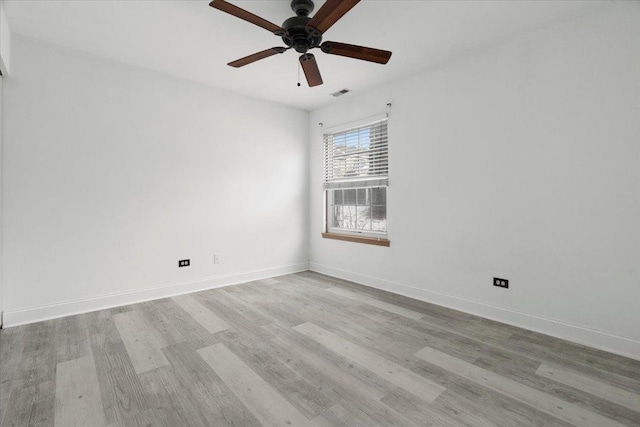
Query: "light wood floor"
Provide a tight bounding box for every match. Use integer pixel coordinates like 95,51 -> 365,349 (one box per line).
1,272 -> 639,426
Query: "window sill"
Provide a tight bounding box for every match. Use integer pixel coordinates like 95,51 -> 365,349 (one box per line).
322,232 -> 390,247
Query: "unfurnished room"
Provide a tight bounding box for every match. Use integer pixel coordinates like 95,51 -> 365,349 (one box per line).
0,0 -> 638,426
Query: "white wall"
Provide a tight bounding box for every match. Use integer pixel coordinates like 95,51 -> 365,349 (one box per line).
310,3 -> 640,359
2,35 -> 309,325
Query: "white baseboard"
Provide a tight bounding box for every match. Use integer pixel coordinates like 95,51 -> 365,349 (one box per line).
310,262 -> 640,361
3,262 -> 309,327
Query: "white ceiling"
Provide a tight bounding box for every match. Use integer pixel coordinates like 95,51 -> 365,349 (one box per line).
4,0 -> 610,111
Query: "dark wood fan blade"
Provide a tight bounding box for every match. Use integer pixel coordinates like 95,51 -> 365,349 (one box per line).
228,47 -> 288,68
321,41 -> 392,64
210,0 -> 287,35
306,0 -> 360,36
299,54 -> 323,87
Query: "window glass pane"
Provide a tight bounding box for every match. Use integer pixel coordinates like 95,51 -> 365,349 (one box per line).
333,189 -> 343,205
371,205 -> 386,231
372,219 -> 387,232
341,205 -> 356,229
371,205 -> 386,220
356,188 -> 368,205
333,205 -> 343,227
372,187 -> 386,205
356,206 -> 371,230
344,189 -> 357,205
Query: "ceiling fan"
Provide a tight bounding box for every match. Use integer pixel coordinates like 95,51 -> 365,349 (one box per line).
209,0 -> 392,87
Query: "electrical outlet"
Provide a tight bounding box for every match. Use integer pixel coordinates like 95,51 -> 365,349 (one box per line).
493,277 -> 509,288
213,254 -> 220,264
178,259 -> 190,267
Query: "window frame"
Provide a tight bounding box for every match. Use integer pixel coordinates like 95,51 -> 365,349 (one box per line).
321,115 -> 390,246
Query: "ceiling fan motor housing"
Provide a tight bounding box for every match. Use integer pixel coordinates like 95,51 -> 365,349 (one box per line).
282,15 -> 322,53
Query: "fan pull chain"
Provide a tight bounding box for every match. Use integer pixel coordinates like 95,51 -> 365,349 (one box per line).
297,61 -> 301,87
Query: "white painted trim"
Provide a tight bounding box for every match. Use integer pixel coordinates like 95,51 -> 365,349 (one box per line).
3,262 -> 309,327
310,262 -> 640,361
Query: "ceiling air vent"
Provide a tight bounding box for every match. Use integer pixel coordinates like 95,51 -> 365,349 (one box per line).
331,89 -> 351,97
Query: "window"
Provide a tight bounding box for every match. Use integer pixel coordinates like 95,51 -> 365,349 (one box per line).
322,116 -> 389,246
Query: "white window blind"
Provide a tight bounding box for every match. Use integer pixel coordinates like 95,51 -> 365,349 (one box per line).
323,117 -> 388,190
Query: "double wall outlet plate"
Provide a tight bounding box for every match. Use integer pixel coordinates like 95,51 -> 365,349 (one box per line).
179,259 -> 190,267
494,277 -> 509,288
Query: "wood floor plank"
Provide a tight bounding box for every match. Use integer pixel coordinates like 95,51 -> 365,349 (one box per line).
319,327 -> 566,427
289,301 -> 428,361
353,304 -> 499,363
380,386 -> 495,427
113,310 -> 169,374
319,399 -> 419,427
54,315 -> 92,363
309,404 -> 350,427
55,355 -> 108,427
288,272 -> 334,289
294,322 -> 446,403
138,368 -> 209,427
510,329 -> 640,381
325,286 -> 425,320
432,386 -> 565,427
172,294 -> 230,334
536,362 -> 640,412
307,311 -> 621,426
0,326 -> 24,422
218,328 -> 337,419
2,321 -> 57,427
106,408 -> 174,427
473,354 -> 640,426
415,345 -> 628,427
239,281 -> 318,325
262,276 -> 356,310
136,301 -> 193,346
198,343 -> 314,427
160,343 -> 262,426
139,365 -> 258,427
552,361 -> 640,394
358,298 -> 639,407
262,322 -> 392,402
195,290 -> 283,334
359,330 -> 574,427
259,277 -> 281,285
84,310 -> 150,425
198,287 -> 304,329
214,289 -> 281,326
264,322 -> 443,427
2,381 -> 55,427
157,300 -> 222,350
